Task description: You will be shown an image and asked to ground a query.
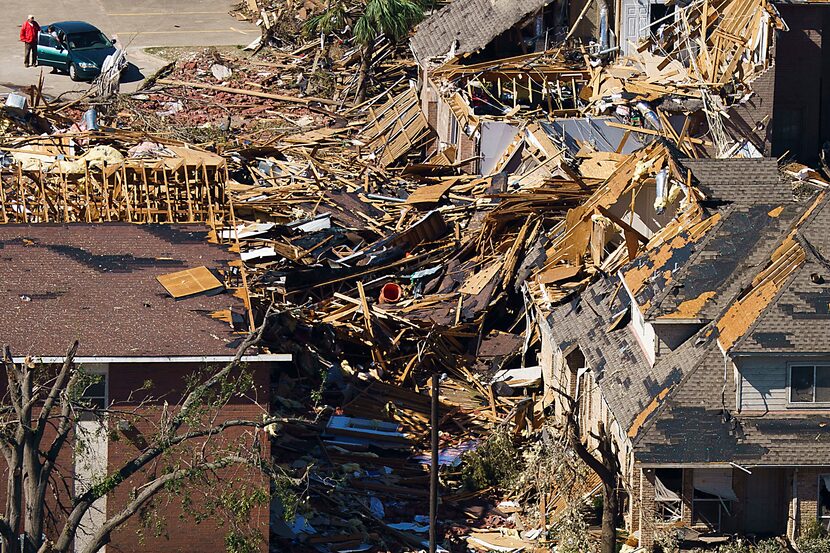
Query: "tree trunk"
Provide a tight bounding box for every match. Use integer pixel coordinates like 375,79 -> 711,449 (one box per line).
601,475 -> 618,553
562,398 -> 619,553
356,39 -> 375,104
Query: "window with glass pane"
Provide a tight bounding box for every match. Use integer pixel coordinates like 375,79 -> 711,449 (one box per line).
790,365 -> 830,403
791,366 -> 815,402
79,370 -> 107,411
817,368 -> 830,403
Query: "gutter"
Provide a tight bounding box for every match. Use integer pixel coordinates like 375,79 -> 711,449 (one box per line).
10,354 -> 292,364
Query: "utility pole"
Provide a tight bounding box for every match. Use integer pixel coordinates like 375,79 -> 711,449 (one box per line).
429,373 -> 440,553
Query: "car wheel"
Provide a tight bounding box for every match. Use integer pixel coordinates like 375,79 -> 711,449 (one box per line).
69,64 -> 80,81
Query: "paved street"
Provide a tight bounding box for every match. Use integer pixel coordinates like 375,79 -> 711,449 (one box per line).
0,0 -> 258,99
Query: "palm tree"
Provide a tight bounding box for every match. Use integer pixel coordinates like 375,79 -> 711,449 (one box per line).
306,0 -> 425,102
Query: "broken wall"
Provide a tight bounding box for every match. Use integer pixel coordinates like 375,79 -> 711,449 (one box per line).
772,5 -> 830,163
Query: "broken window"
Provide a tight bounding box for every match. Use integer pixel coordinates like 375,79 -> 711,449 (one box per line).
789,365 -> 830,404
692,469 -> 736,530
654,468 -> 683,522
820,474 -> 830,530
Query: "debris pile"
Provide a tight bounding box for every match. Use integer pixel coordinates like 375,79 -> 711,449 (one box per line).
3,0 -> 830,549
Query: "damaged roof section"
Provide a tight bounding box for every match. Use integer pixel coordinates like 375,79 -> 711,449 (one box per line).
410,0 -> 549,61
719,191 -> 830,353
0,224 -> 247,357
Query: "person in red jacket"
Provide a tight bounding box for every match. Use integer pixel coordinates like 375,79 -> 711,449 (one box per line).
19,15 -> 40,68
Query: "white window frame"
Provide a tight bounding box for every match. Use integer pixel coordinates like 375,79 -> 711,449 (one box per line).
78,364 -> 109,412
449,114 -> 459,146
787,363 -> 830,406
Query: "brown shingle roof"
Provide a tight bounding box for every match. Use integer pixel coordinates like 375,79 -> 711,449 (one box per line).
410,0 -> 549,61
0,224 -> 246,358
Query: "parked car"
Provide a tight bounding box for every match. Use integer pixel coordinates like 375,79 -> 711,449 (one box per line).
36,21 -> 118,81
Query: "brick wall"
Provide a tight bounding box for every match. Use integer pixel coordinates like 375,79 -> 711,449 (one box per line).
458,132 -> 479,174
639,467 -> 656,548
0,361 -> 272,552
795,466 -> 830,537
106,362 -> 271,553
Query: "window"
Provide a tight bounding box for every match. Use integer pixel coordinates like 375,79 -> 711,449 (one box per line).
820,475 -> 830,530
449,115 -> 459,146
38,33 -> 57,48
78,366 -> 108,421
66,31 -> 111,50
654,469 -> 683,523
789,365 -> 830,404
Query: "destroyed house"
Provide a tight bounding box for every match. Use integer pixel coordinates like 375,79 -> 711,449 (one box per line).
0,223 -> 290,553
539,158 -> 830,546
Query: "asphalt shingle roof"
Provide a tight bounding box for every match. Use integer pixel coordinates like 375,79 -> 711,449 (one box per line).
0,223 -> 246,358
549,158 -> 830,465
410,0 -> 549,60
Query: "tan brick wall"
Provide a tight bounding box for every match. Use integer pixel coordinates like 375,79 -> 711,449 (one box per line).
795,467 -> 830,537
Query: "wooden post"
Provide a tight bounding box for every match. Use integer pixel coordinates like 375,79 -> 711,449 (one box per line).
161,165 -> 173,222
102,162 -> 112,222
183,165 -> 195,222
83,160 -> 91,222
429,373 -> 439,553
38,170 -> 47,222
139,162 -> 153,221
18,163 -> 27,223
121,165 -> 133,223
0,167 -> 7,224
202,162 -> 216,226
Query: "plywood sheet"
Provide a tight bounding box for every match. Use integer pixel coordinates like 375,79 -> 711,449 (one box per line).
157,266 -> 223,299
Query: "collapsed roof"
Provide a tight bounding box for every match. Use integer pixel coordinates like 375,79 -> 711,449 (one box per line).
410,0 -> 550,61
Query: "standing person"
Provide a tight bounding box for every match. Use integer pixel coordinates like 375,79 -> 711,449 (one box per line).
19,15 -> 40,67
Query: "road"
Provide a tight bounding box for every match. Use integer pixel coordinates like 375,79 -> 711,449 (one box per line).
0,0 -> 259,99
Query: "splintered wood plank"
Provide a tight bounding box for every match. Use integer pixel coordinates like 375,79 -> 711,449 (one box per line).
157,266 -> 223,299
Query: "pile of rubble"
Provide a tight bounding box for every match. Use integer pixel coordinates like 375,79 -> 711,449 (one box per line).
3,0 -> 830,549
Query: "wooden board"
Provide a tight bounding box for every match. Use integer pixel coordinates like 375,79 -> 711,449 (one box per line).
157,266 -> 223,298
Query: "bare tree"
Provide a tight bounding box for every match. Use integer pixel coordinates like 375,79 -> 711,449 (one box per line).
558,389 -> 621,553
0,317 -> 304,553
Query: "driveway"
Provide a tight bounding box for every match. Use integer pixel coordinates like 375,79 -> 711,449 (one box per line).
0,0 -> 259,100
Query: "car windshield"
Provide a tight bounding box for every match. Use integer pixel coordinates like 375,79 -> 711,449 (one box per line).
66,31 -> 111,50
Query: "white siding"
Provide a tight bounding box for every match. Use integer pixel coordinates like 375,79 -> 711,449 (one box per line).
739,358 -> 789,412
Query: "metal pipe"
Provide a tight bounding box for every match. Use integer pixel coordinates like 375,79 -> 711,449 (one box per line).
429,373 -> 440,553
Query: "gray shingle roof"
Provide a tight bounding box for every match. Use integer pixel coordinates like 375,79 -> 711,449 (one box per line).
645,159 -> 800,321
547,277 -> 702,433
732,195 -> 830,354
682,158 -> 792,205
548,158 -> 830,465
410,0 -> 549,61
633,344 -> 830,465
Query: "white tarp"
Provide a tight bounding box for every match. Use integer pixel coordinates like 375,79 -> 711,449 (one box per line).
693,468 -> 738,501
654,474 -> 681,502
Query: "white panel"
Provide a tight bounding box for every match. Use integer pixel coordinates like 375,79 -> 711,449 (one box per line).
694,468 -> 737,501
74,364 -> 108,553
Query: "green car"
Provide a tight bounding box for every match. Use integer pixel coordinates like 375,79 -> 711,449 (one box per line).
36,21 -> 118,81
